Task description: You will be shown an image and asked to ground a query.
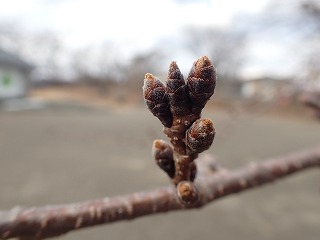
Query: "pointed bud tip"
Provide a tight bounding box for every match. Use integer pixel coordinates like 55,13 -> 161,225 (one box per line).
198,118 -> 215,132
153,139 -> 162,149
169,61 -> 179,71
195,56 -> 212,69
168,61 -> 183,81
145,73 -> 155,81
153,139 -> 170,150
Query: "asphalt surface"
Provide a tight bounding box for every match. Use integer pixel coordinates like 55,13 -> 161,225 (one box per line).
0,105 -> 319,240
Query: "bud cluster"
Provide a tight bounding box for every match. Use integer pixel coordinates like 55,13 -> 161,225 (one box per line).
143,56 -> 217,206
143,56 -> 216,128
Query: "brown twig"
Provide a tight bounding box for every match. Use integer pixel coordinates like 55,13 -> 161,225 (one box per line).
1,146 -> 319,240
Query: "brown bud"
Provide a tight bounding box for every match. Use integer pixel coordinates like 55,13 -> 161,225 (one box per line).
177,181 -> 199,206
166,61 -> 190,116
186,118 -> 215,154
187,56 -> 216,115
152,139 -> 175,178
143,73 -> 173,127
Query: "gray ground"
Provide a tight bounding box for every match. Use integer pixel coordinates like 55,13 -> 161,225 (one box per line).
0,104 -> 319,240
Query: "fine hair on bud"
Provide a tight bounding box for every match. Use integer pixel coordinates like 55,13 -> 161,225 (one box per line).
152,139 -> 175,178
187,56 -> 217,115
166,61 -> 190,116
177,181 -> 199,206
186,118 -> 215,154
143,73 -> 173,127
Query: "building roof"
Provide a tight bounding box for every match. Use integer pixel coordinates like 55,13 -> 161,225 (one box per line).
0,48 -> 33,71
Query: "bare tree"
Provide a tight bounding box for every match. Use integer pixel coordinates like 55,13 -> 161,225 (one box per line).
184,27 -> 247,80
242,0 -> 320,90
28,31 -> 66,82
0,23 -> 67,82
298,0 -> 320,89
0,22 -> 29,54
124,49 -> 165,93
71,42 -> 124,83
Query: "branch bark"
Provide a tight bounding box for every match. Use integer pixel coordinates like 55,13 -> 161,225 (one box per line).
1,146 -> 320,240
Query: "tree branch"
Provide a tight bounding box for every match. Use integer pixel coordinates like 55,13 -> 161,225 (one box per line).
1,146 -> 320,239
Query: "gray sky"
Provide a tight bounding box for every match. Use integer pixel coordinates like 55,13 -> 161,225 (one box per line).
0,0 -> 268,49
0,0 -> 297,79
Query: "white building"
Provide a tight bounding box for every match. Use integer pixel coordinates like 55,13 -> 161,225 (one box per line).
0,49 -> 33,100
241,77 -> 293,102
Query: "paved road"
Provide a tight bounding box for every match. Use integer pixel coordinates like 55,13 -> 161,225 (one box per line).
0,106 -> 319,240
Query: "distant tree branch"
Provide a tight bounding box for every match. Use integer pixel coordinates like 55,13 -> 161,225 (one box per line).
300,90 -> 320,119
0,146 -> 319,240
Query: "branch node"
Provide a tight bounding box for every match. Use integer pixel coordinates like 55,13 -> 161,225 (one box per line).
176,181 -> 200,206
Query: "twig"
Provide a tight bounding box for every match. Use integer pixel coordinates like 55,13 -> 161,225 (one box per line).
1,146 -> 319,240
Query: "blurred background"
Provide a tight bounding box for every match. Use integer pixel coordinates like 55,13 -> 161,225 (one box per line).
0,0 -> 320,239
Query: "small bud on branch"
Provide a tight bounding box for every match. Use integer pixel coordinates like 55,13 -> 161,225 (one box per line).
187,56 -> 217,115
177,181 -> 199,207
153,140 -> 175,178
186,118 -> 215,154
166,61 -> 190,116
143,73 -> 173,127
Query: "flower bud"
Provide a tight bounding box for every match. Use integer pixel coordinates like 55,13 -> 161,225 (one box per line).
186,118 -> 215,154
187,56 -> 216,115
166,61 -> 190,116
152,139 -> 175,178
143,73 -> 173,127
177,181 -> 199,206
